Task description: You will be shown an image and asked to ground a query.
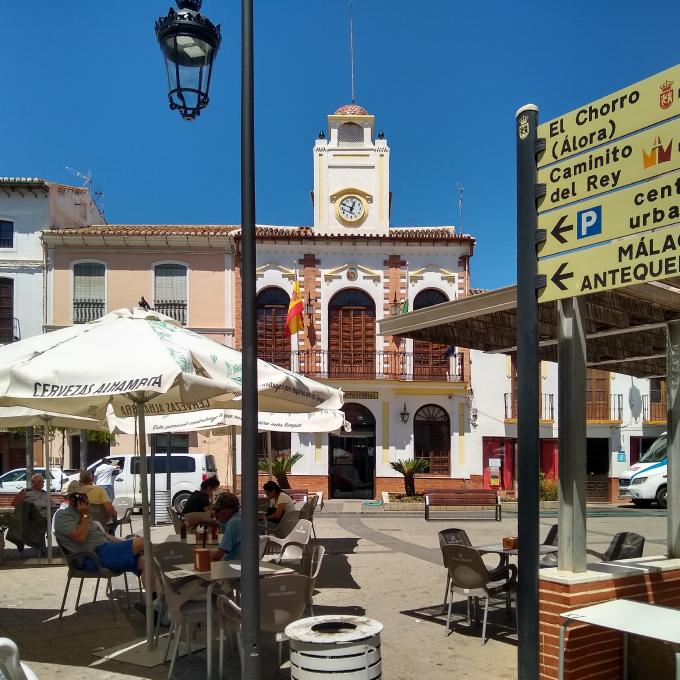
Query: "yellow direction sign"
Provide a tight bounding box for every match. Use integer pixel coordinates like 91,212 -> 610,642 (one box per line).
538,116 -> 680,211
538,63 -> 680,166
538,170 -> 680,257
538,223 -> 680,302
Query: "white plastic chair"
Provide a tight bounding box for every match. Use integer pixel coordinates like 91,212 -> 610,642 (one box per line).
266,519 -> 312,567
112,496 -> 134,537
305,544 -> 325,615
0,638 -> 38,680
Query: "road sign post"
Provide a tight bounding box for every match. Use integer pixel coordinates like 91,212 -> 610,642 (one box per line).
516,103 -> 541,680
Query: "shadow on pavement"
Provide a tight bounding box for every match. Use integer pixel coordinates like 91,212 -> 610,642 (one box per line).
401,600 -> 518,646
315,538 -> 361,590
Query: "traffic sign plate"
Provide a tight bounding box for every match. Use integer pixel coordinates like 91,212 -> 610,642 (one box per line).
538,170 -> 680,257
538,63 -> 680,166
538,223 -> 680,302
538,117 -> 680,211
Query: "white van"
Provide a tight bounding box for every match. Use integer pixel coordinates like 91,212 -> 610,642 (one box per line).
66,453 -> 218,512
618,433 -> 667,508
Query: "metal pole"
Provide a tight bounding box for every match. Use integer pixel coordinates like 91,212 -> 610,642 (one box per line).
240,0 -> 261,676
557,297 -> 587,571
42,417 -> 53,563
149,431 -> 156,526
134,397 -> 156,650
667,321 -> 680,557
166,432 -> 172,497
25,426 -> 34,478
79,429 -> 88,470
516,103 -> 540,680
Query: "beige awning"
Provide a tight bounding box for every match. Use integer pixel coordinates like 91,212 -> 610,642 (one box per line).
378,279 -> 680,378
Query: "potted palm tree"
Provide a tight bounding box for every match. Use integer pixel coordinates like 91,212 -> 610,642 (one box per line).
390,458 -> 429,497
257,453 -> 303,489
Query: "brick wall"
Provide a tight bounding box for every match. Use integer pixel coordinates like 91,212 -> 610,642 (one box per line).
233,252 -> 242,350
236,474 -> 483,499
382,254 -> 406,352
540,564 -> 680,679
299,253 -> 320,350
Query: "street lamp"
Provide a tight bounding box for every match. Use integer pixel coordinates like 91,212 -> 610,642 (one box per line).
390,292 -> 400,316
399,403 -> 410,423
155,1 -> 261,678
155,0 -> 221,121
305,291 -> 317,316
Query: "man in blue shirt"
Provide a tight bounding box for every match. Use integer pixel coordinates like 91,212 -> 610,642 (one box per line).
209,492 -> 241,562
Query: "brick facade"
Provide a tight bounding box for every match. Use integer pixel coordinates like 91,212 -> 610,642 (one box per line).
382,254 -> 406,352
299,253 -> 321,350
539,563 -> 680,679
233,252 -> 242,351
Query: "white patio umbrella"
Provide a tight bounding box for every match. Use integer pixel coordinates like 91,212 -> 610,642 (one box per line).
0,308 -> 343,649
106,407 -> 350,435
0,407 -> 104,561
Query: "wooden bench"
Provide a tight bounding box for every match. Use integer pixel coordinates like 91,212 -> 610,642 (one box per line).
424,488 -> 501,521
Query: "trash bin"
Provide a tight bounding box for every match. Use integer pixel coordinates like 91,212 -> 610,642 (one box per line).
285,615 -> 382,679
154,489 -> 171,524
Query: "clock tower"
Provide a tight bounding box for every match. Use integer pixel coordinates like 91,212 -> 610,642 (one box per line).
313,103 -> 390,236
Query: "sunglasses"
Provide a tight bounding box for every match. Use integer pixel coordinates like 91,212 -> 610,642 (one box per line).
71,494 -> 89,503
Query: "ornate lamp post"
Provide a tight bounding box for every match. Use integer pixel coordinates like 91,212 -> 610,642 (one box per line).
155,1 -> 221,121
156,1 -> 261,677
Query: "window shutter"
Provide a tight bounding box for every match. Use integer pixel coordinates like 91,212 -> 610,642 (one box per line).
154,264 -> 187,301
73,263 -> 105,301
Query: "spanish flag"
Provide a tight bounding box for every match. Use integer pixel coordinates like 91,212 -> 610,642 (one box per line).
285,280 -> 304,337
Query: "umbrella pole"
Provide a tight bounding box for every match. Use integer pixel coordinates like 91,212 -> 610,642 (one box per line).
133,397 -> 156,650
267,431 -> 272,480
42,417 -> 53,563
25,427 -> 33,478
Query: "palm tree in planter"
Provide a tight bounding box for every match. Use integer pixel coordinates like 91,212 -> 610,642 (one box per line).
390,458 -> 429,497
257,453 -> 304,489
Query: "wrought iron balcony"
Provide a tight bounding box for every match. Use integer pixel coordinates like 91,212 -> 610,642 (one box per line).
642,394 -> 666,422
154,300 -> 187,325
0,317 -> 20,344
587,392 -> 623,421
257,349 -> 465,382
73,298 -> 105,324
504,393 -> 554,420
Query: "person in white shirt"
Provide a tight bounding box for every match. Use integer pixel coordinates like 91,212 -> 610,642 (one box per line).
259,481 -> 295,530
93,459 -> 119,501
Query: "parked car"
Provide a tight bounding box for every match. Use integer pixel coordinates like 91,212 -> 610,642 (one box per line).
618,433 -> 667,508
0,467 -> 68,493
66,453 -> 218,512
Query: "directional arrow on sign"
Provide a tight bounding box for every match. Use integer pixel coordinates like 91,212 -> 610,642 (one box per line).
551,262 -> 573,291
550,216 -> 573,245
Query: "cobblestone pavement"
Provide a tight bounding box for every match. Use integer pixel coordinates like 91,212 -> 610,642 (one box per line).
0,509 -> 667,679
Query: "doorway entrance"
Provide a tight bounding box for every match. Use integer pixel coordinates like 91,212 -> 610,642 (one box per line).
328,403 -> 376,499
586,437 -> 610,502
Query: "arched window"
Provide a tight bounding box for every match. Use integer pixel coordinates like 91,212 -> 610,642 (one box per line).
413,289 -> 450,380
73,262 -> 105,323
154,264 -> 187,324
329,289 -> 375,378
338,122 -> 364,147
257,286 -> 290,369
414,404 -> 450,476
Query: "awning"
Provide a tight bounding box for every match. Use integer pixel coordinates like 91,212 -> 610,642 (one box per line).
378,279 -> 680,378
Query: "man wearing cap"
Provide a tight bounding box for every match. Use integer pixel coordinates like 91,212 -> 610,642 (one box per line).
54,481 -> 147,580
210,493 -> 241,562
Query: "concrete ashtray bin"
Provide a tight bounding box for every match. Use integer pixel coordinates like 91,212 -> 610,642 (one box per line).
285,615 -> 383,679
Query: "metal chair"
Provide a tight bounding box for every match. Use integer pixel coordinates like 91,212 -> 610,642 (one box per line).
112,497 -> 134,537
442,544 -> 517,644
587,532 -> 645,561
56,536 -> 131,620
216,573 -> 310,675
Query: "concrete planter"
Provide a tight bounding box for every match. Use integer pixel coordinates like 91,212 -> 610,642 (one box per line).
384,502 -> 425,512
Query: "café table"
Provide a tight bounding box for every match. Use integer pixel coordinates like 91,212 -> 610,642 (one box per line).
473,542 -> 558,563
169,559 -> 295,678
164,533 -> 222,546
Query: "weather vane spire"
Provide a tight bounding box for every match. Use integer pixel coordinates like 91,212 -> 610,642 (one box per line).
349,1 -> 355,103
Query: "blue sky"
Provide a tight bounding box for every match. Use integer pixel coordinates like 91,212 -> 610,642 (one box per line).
4,0 -> 680,290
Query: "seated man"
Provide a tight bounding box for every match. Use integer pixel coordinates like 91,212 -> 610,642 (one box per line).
11,474 -> 49,520
258,481 -> 295,530
210,493 -> 241,562
78,470 -> 117,533
54,481 -> 146,580
182,477 -> 221,531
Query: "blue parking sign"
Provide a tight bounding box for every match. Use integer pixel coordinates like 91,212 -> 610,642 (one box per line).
577,206 -> 602,239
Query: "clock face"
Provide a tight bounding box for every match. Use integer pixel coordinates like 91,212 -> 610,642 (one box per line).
338,195 -> 365,222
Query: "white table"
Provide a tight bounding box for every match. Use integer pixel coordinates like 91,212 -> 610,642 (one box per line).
558,599 -> 680,680
174,559 -> 294,678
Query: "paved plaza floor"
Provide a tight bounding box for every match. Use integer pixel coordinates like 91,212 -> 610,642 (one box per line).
0,506 -> 668,679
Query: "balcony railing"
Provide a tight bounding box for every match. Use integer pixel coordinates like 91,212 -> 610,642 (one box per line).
258,349 -> 465,382
73,299 -> 105,324
155,299 -> 187,325
504,393 -> 554,420
642,394 -> 667,422
587,392 -> 623,421
0,317 -> 20,344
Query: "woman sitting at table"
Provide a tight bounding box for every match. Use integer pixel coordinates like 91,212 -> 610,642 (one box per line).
258,481 -> 295,530
210,493 -> 241,562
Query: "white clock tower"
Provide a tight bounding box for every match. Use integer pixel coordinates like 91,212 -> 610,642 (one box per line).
313,103 -> 390,236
